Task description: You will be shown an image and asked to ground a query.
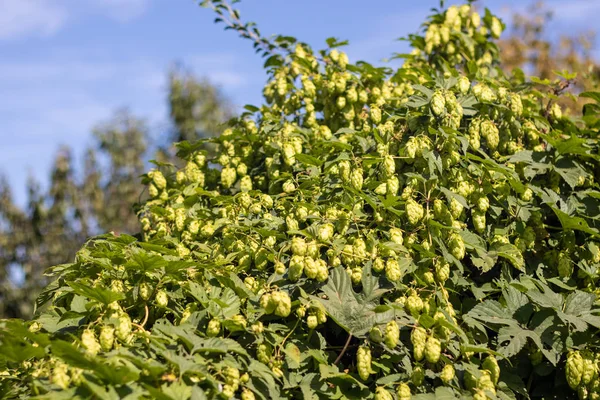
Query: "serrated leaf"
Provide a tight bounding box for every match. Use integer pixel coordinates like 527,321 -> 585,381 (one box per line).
490,243 -> 524,271
550,207 -> 599,237
564,291 -> 594,315
66,281 -> 125,305
466,300 -> 516,326
312,267 -> 391,337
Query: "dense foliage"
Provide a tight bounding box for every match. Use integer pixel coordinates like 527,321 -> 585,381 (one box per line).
2,1 -> 600,399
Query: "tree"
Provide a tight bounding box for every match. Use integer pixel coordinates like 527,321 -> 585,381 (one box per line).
169,67 -> 235,144
0,76 -> 233,319
86,110 -> 148,235
2,1 -> 600,399
499,1 -> 600,113
0,148 -> 90,319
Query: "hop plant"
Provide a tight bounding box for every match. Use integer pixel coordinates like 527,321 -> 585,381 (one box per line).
566,351 -> 584,390
2,1 -> 600,399
424,336 -> 442,363
356,346 -> 372,381
440,364 -> 455,384
411,326 -> 427,361
384,320 -> 400,349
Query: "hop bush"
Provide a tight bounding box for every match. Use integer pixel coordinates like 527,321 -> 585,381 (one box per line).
1,1 -> 600,399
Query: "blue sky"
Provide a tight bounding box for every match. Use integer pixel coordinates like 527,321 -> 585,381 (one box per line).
0,0 -> 597,206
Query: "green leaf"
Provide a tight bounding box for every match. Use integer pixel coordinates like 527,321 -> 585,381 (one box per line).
66,281 -> 125,305
550,207 -> 599,237
564,291 -> 595,315
283,343 -> 302,369
125,247 -> 168,272
580,91 -> 600,104
489,243 -> 524,271
295,153 -> 324,167
466,300 -> 516,326
313,267 -> 392,337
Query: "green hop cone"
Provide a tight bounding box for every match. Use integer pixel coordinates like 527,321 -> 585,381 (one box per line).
221,384 -> 235,398
581,352 -> 598,385
51,362 -> 70,389
482,356 -> 500,385
413,342 -> 425,362
490,16 -> 503,38
149,170 -> 167,190
424,336 -> 442,363
473,390 -> 487,400
448,233 -> 466,260
256,343 -> 272,364
457,76 -> 470,94
288,255 -> 305,281
304,257 -> 318,279
529,349 -> 543,366
477,196 -> 490,212
291,237 -> 307,256
397,382 -> 411,400
412,365 -> 425,386
155,290 -> 169,308
430,90 -> 446,116
390,228 -> 404,244
382,155 -> 395,176
306,315 -> 318,329
406,198 -> 425,225
472,210 -> 486,233
406,293 -> 424,316
99,325 -> 115,352
356,346 -> 372,381
260,293 -> 276,314
550,103 -> 562,121
350,168 -> 364,190
369,326 -> 384,343
440,364 -> 455,384
274,291 -> 292,317
116,313 -> 132,342
384,320 -> 400,349
374,387 -> 393,400
373,257 -> 385,273
314,259 -> 329,282
221,167 -> 237,188
207,318 -> 221,337
477,371 -> 496,395
139,282 -> 152,300
371,105 -> 382,124
81,329 -> 101,356
241,389 -> 255,400
435,259 -> 450,282
558,251 -> 573,279
411,327 -> 428,361
224,366 -> 240,386
385,259 -> 402,282
318,223 -> 334,242
316,309 -> 327,324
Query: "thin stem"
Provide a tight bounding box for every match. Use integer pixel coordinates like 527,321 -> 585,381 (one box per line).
140,304 -> 149,327
334,334 -> 353,365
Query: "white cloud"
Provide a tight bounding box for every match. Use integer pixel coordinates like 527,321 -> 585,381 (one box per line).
0,0 -> 68,40
90,0 -> 150,22
0,0 -> 151,41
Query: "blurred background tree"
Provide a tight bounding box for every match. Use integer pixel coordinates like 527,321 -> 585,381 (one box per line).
498,1 -> 600,114
0,69 -> 233,319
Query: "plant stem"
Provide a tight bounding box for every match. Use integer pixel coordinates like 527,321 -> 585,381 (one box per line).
334,334 -> 353,365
